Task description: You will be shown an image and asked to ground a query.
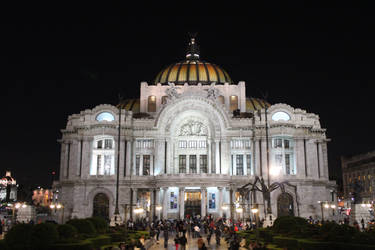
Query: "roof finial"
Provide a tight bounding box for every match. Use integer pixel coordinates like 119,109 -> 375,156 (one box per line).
186,32 -> 200,59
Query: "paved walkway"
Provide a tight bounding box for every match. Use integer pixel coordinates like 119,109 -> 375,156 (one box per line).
149,233 -> 246,250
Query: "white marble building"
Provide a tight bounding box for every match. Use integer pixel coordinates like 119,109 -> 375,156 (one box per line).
56,38 -> 336,223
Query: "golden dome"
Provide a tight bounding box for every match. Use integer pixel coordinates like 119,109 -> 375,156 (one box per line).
154,37 -> 233,85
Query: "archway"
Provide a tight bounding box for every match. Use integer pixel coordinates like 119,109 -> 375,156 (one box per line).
93,193 -> 109,220
277,192 -> 294,217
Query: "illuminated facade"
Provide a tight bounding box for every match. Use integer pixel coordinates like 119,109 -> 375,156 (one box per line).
0,171 -> 17,202
57,38 -> 335,222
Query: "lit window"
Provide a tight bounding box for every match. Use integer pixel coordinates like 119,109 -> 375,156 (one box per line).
272,137 -> 295,175
218,95 -> 225,104
90,137 -> 115,176
161,96 -> 168,104
271,111 -> 290,121
230,95 -> 238,111
96,112 -> 115,122
148,96 -> 156,112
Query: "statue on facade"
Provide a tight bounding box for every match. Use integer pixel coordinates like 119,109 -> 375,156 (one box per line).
206,82 -> 220,100
165,82 -> 180,101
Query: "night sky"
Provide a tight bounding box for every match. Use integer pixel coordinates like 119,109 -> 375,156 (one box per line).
1,6 -> 374,189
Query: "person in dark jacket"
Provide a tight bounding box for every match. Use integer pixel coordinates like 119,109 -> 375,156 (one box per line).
163,227 -> 169,249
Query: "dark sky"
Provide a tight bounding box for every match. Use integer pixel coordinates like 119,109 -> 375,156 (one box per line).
1,6 -> 374,189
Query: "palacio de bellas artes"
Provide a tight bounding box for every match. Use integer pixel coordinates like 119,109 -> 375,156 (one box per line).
55,36 -> 336,226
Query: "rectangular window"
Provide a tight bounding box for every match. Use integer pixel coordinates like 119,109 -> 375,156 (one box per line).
285,154 -> 290,174
97,140 -> 103,149
148,96 -> 156,112
104,155 -> 112,175
143,155 -> 150,176
200,155 -> 208,173
246,154 -> 251,175
284,139 -> 290,149
275,154 -> 283,167
136,155 -> 140,176
274,139 -> 282,148
97,155 -> 102,175
104,139 -> 112,149
161,96 -> 168,105
230,95 -> 238,111
236,155 -> 244,175
189,155 -> 197,173
179,155 -> 186,173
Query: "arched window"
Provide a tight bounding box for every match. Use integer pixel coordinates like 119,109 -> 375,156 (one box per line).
90,137 -> 115,176
93,193 -> 109,220
230,95 -> 238,111
218,95 -> 225,104
148,96 -> 156,112
272,111 -> 290,121
96,112 -> 115,122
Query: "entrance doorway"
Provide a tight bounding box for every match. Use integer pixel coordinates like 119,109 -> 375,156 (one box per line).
93,193 -> 109,220
277,192 -> 294,217
185,191 -> 201,218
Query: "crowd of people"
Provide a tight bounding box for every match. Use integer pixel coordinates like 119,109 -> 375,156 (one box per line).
126,214 -> 262,249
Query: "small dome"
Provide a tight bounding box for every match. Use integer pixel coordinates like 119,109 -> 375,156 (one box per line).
154,36 -> 233,85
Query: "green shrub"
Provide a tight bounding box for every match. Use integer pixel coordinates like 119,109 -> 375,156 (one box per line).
256,228 -> 273,242
87,217 -> 108,233
30,223 -> 59,249
273,236 -> 299,250
272,216 -> 310,236
87,235 -> 111,248
67,219 -> 96,236
298,239 -> 332,250
108,232 -> 126,242
58,224 -> 78,240
52,239 -> 93,250
4,223 -> 33,250
0,239 -> 8,250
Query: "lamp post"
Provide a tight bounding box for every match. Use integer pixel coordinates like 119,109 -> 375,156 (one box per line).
50,202 -> 64,223
251,204 -> 259,228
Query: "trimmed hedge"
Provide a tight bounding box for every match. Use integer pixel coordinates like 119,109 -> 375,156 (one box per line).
273,236 -> 299,250
57,224 -> 78,240
4,223 -> 33,250
87,217 -> 108,233
52,239 -> 93,250
87,235 -> 111,248
67,219 -> 96,236
30,223 -> 59,249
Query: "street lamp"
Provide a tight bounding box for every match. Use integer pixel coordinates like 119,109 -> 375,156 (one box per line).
50,202 -> 64,223
251,205 -> 259,228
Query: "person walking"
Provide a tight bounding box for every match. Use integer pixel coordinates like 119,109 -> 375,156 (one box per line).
179,234 -> 187,250
163,227 -> 169,249
215,226 -> 221,245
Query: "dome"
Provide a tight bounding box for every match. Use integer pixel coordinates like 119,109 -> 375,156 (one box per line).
154,37 -> 233,85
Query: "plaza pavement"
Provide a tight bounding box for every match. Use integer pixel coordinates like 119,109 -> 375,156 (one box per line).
149,233 -> 247,250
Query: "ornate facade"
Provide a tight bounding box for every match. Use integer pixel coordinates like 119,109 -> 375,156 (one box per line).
56,38 -> 336,223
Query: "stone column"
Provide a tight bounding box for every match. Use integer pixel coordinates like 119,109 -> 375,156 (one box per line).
233,154 -> 237,176
140,155 -> 144,176
150,188 -> 155,222
218,187 -> 223,217
215,140 -> 220,174
201,188 -> 207,217
150,155 -> 154,176
197,155 -> 200,173
156,188 -> 161,219
243,154 -> 247,176
126,140 -> 132,176
186,155 -> 190,174
208,141 -> 212,174
179,188 -> 185,219
162,187 -> 168,219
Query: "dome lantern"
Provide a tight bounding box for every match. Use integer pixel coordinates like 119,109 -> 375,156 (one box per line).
154,35 -> 233,85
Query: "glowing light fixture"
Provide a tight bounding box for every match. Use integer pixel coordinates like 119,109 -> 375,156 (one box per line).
270,165 -> 282,176
324,204 -> 329,209
330,205 -> 336,209
134,207 -> 144,214
236,207 -> 243,213
221,205 -> 229,210
272,111 -> 290,121
15,203 -> 21,209
156,205 -> 162,211
251,208 -> 259,214
96,112 -> 115,122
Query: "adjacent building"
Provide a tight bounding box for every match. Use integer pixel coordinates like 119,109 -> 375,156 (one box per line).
55,37 -> 336,223
342,150 -> 375,203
